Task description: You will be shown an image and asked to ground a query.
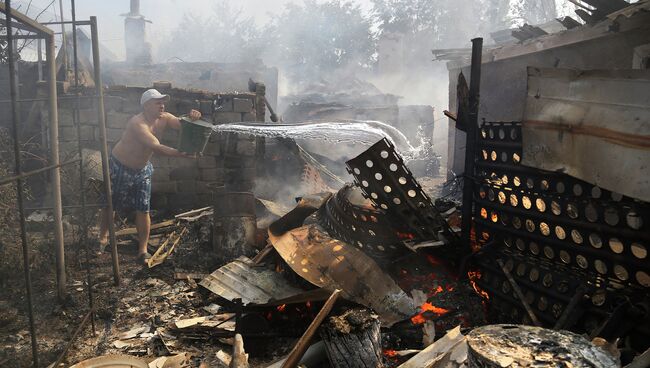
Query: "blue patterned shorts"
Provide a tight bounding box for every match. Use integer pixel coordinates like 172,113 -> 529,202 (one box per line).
104,154 -> 153,213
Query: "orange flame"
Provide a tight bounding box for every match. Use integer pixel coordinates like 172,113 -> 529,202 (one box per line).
410,302 -> 450,325
276,304 -> 286,312
467,271 -> 490,300
383,349 -> 398,358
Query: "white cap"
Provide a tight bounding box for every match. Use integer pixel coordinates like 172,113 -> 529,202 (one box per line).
140,89 -> 169,106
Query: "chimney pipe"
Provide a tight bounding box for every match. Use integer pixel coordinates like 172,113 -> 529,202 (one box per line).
130,0 -> 140,15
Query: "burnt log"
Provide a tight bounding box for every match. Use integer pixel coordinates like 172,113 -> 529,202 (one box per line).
320,308 -> 384,368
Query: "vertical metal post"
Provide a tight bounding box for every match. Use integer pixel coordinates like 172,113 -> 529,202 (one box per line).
36,38 -> 42,81
460,38 -> 483,254
90,16 -> 120,285
70,1 -> 93,331
47,33 -> 67,302
57,0 -> 67,74
5,2 -> 39,366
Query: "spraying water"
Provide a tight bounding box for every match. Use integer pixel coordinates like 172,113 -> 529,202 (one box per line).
212,119 -> 426,160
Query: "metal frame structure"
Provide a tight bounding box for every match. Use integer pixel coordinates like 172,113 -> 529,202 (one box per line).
1,1 -> 119,366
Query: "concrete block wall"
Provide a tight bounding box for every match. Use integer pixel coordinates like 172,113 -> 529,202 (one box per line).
50,84 -> 261,212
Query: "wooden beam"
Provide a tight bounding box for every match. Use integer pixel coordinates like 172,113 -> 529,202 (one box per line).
0,2 -> 53,36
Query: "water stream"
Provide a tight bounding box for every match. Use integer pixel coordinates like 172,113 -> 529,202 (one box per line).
211,119 -> 428,161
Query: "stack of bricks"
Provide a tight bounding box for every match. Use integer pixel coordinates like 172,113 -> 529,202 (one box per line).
50,82 -> 262,212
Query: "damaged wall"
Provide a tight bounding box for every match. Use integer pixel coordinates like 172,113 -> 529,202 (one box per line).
445,9 -> 650,180
48,83 -> 261,211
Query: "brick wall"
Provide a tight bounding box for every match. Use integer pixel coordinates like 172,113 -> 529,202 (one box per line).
51,83 -> 261,212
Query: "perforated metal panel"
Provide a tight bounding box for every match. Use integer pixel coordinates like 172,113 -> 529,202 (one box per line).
473,121 -> 650,329
345,138 -> 443,242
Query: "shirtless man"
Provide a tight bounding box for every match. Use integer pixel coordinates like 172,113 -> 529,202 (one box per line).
98,89 -> 201,264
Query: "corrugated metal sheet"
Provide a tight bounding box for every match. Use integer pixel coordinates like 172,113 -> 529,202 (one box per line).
200,256 -> 304,305
522,67 -> 650,202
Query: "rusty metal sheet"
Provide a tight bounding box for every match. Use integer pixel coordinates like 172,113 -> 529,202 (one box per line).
200,256 -> 304,305
268,224 -> 415,326
522,67 -> 650,202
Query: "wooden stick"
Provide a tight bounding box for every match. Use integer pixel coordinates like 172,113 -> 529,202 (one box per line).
116,219 -> 176,236
281,289 -> 341,368
252,243 -> 274,265
497,259 -> 542,327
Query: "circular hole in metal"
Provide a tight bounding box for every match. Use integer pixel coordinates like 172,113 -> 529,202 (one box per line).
369,230 -> 376,236
498,191 -> 506,204
509,194 -> 518,207
530,242 -> 540,255
501,152 -> 508,162
551,201 -> 561,216
510,128 -> 518,140
361,180 -> 369,187
383,185 -> 392,193
631,243 -> 647,259
573,184 -> 583,196
516,263 -> 526,277
592,290 -> 606,306
407,190 -> 416,198
543,246 -> 555,259
377,245 -> 385,251
526,219 -> 536,232
542,274 -> 553,287
560,250 -> 571,264
490,212 -> 498,223
614,265 -> 629,281
571,230 -> 583,244
594,260 -> 608,275
380,150 -> 389,159
491,151 -> 497,161
555,226 -> 566,240
557,281 -> 569,293
589,233 -> 603,249
380,204 -> 388,210
481,129 -> 487,138
512,217 -> 522,229
371,192 -> 378,199
513,153 -> 521,163
576,255 -> 588,269
366,160 -> 374,168
487,189 -> 496,202
552,304 -> 563,318
501,175 -> 509,185
567,203 -> 579,219
540,180 -> 549,190
513,176 -> 521,187
591,186 -> 602,198
538,296 -> 548,311
529,268 -> 540,282
375,173 -> 383,180
522,196 -> 532,209
536,198 -> 546,212
360,215 -> 367,222
636,271 -> 650,287
516,238 -> 525,251
479,187 -> 487,199
489,129 -> 495,139
609,238 -> 624,254
498,128 -> 505,140
604,207 -> 619,226
611,192 -> 623,201
393,197 -> 401,205
540,222 -> 550,236
556,182 -> 565,193
626,211 -> 643,230
353,168 -> 360,175
504,237 -> 512,247
398,177 -> 407,185
526,178 -> 534,189
389,163 -> 398,172
502,281 -> 511,294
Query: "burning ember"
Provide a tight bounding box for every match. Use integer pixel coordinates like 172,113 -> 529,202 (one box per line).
396,231 -> 415,240
468,271 -> 490,300
383,349 -> 399,358
410,302 -> 450,325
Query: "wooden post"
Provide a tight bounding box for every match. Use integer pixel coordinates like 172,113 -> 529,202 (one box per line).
321,308 -> 384,368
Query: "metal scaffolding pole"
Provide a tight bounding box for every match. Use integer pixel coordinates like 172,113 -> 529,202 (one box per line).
5,2 -> 40,365
90,15 -> 120,285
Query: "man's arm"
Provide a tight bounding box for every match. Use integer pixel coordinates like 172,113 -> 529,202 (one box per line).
165,109 -> 202,130
131,121 -> 186,157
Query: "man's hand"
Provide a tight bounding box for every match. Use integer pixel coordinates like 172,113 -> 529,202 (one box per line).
188,109 -> 202,121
